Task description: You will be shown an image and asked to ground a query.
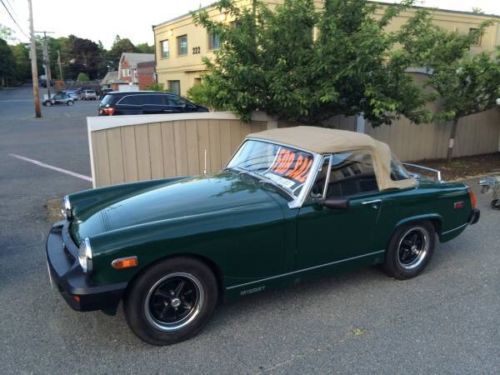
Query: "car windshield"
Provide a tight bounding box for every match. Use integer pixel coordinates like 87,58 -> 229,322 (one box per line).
227,140 -> 315,196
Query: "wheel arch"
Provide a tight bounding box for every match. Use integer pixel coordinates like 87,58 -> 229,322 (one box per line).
387,214 -> 442,249
124,252 -> 225,304
395,214 -> 442,236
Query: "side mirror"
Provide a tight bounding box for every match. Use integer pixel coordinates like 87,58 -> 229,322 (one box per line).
323,197 -> 349,209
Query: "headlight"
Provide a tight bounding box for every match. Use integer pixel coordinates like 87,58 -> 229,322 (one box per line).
78,237 -> 93,273
62,195 -> 72,219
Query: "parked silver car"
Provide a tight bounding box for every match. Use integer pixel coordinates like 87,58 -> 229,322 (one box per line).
81,90 -> 98,100
43,92 -> 75,106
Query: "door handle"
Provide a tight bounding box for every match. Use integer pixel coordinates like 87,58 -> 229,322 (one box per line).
362,199 -> 381,208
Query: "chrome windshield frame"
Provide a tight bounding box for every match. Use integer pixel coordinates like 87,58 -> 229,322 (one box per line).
227,138 -> 323,209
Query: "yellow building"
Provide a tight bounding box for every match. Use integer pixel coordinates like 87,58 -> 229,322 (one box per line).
153,1 -> 500,96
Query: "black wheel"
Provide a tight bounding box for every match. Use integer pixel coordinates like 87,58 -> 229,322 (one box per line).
383,221 -> 435,280
45,101 -> 52,106
124,257 -> 218,345
491,199 -> 500,210
67,100 -> 74,106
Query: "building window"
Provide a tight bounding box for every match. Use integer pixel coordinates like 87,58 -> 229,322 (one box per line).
168,80 -> 181,95
208,32 -> 221,50
469,28 -> 481,46
177,35 -> 188,56
160,40 -> 169,59
122,69 -> 130,77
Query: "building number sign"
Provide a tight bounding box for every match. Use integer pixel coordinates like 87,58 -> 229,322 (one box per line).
192,47 -> 201,55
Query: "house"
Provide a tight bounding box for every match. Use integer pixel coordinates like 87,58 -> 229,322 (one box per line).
100,71 -> 127,91
136,61 -> 156,90
153,1 -> 500,96
118,53 -> 155,85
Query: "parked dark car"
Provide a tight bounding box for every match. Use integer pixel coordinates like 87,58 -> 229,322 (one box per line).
98,91 -> 208,116
46,127 -> 479,345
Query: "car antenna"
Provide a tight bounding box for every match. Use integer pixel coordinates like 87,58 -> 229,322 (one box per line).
204,149 -> 207,175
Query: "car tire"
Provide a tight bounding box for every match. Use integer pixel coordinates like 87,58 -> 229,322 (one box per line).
45,101 -> 52,106
491,199 -> 500,210
67,101 -> 74,106
124,257 -> 218,346
383,221 -> 435,280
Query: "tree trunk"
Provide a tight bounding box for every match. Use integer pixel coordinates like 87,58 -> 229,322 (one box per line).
446,118 -> 459,162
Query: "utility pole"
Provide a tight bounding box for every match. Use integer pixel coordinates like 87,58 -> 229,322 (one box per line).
57,50 -> 63,81
28,0 -> 41,118
37,31 -> 54,98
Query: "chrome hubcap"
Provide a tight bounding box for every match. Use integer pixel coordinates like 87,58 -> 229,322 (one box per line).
397,227 -> 429,270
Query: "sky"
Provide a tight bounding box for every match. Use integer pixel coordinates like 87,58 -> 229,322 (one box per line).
1,0 -> 499,48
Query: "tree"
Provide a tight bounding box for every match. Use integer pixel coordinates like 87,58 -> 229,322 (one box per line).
432,53 -> 500,160
398,10 -> 499,160
136,43 -> 154,54
194,0 -> 429,124
10,43 -> 31,83
0,38 -> 15,86
107,35 -> 136,69
77,72 -> 90,82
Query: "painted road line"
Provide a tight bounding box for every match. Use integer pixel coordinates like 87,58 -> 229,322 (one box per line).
9,153 -> 92,182
0,100 -> 33,102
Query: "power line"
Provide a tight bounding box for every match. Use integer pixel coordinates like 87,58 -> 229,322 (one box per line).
0,0 -> 30,39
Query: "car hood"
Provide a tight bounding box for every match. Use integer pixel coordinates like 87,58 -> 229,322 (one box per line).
74,171 -> 284,240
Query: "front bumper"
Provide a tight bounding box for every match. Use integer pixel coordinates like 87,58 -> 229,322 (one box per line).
469,208 -> 480,225
46,221 -> 126,313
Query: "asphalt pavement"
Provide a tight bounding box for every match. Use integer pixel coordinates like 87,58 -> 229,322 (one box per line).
0,85 -> 498,374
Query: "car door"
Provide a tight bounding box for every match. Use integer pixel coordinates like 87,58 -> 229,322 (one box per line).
166,95 -> 189,113
142,95 -> 164,114
116,95 -> 143,115
295,151 -> 383,269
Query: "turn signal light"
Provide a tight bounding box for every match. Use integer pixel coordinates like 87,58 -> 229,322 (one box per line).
468,189 -> 477,209
111,256 -> 138,270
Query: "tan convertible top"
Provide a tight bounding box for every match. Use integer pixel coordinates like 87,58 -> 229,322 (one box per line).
248,126 -> 416,191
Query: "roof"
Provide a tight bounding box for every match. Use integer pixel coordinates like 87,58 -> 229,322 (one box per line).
100,71 -> 124,85
120,53 -> 155,67
248,126 -> 416,191
250,126 -> 381,154
137,61 -> 156,68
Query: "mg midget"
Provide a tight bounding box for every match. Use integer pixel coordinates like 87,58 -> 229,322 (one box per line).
46,126 -> 480,345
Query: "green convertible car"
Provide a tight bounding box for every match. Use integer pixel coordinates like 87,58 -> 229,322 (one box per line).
46,126 -> 480,345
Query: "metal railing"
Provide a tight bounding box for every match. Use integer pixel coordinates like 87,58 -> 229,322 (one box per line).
403,163 -> 442,182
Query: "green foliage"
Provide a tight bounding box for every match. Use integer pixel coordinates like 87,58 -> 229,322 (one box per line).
0,37 -> 15,86
146,82 -> 165,91
76,72 -> 90,82
194,0 -> 430,125
398,11 -> 500,159
10,43 -> 31,82
432,52 -> 500,122
186,81 -> 214,106
136,43 -> 154,54
107,35 -> 136,69
0,24 -> 13,41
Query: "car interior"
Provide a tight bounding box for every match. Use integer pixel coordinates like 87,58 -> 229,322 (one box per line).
311,151 -> 379,198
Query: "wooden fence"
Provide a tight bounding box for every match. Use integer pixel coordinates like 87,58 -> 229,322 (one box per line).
87,112 -> 274,187
315,108 -> 500,161
88,109 -> 499,187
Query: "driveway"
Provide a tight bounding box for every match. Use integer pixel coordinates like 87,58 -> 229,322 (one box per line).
0,86 -> 498,374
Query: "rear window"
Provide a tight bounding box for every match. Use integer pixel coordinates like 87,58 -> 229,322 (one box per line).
100,94 -> 115,106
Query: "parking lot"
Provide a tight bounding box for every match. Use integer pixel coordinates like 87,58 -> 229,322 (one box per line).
0,86 -> 498,374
